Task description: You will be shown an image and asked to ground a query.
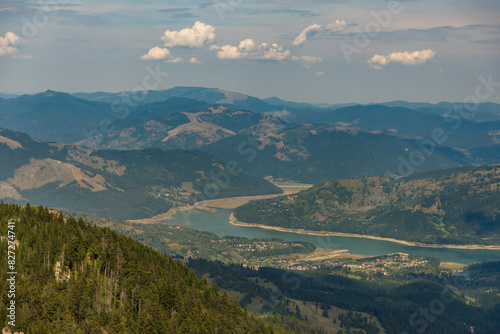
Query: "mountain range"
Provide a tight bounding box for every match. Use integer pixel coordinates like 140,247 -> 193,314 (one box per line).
1,86 -> 500,215
2,87 -> 498,150
74,86 -> 278,113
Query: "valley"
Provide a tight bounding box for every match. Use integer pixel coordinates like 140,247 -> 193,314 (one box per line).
1,87 -> 499,333
2,1 -> 499,332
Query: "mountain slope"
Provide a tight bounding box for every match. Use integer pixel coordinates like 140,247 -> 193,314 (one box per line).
234,165 -> 500,245
0,128 -> 66,180
204,124 -> 470,183
381,101 -> 500,122
0,203 -> 319,333
286,105 -> 500,149
0,90 -> 115,143
0,130 -> 281,219
188,259 -> 500,334
95,97 -> 270,150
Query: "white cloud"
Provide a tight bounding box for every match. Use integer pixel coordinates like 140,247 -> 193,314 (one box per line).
325,21 -> 347,32
141,46 -> 171,60
161,21 -> 215,48
144,22 -> 329,66
292,20 -> 347,46
217,45 -> 243,59
316,71 -> 325,76
292,24 -> 321,46
215,41 -> 290,61
238,38 -> 256,52
166,57 -> 183,63
0,32 -> 19,57
189,57 -> 201,64
258,43 -> 289,61
368,49 -> 436,69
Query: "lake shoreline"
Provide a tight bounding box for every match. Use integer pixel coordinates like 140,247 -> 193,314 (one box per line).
128,190 -> 302,224
229,213 -> 500,250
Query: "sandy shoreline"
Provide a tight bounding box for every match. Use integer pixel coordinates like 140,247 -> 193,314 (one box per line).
129,189 -> 302,224
128,204 -> 215,224
229,214 -> 500,250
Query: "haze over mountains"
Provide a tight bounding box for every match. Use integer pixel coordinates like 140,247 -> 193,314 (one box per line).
2,86 -> 499,148
1,90 -> 499,333
1,86 -> 499,215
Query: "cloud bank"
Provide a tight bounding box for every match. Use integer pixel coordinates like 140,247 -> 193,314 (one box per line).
141,46 -> 171,60
141,21 -> 323,68
367,49 -> 436,69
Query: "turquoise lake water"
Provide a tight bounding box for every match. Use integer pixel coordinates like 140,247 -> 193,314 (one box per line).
164,208 -> 500,264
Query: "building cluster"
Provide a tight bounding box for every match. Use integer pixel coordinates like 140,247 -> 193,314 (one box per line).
287,253 -> 429,275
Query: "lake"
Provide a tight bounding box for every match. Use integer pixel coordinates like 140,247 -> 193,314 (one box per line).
165,208 -> 500,264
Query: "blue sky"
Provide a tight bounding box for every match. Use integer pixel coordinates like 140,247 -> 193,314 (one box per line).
0,0 -> 499,103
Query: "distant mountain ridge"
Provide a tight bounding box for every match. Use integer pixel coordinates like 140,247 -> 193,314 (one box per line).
0,90 -> 116,142
286,104 -> 500,149
2,87 -> 499,146
0,93 -> 18,99
73,86 -> 278,112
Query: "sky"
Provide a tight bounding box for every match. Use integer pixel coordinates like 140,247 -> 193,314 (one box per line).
0,0 -> 499,104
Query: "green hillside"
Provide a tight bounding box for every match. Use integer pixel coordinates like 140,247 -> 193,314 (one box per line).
0,203 -> 323,333
0,130 -> 281,219
205,125 -> 470,183
234,165 -> 500,245
0,129 -> 66,179
188,258 -> 500,334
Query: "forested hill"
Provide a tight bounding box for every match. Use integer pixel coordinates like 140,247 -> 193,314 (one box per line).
0,128 -> 281,220
0,203 -> 319,333
234,165 -> 500,245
